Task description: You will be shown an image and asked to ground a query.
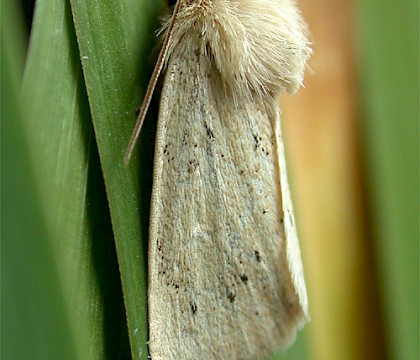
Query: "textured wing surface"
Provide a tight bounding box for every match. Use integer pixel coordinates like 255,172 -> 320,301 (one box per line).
148,47 -> 304,360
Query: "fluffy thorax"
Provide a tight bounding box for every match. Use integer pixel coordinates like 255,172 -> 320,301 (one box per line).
164,0 -> 311,103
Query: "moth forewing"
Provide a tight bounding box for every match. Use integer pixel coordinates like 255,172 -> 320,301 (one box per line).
127,0 -> 311,359
149,53 -> 305,359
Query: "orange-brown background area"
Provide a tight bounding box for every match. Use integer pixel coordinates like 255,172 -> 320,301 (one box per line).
280,1 -> 418,359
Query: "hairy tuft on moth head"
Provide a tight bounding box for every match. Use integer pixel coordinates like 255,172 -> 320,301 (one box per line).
164,0 -> 311,100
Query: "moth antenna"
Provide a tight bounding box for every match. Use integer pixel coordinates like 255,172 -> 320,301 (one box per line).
124,0 -> 182,166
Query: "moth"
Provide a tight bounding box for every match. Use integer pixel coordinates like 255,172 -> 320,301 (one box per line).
125,0 -> 311,359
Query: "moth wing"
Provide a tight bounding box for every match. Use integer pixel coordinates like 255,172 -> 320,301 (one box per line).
148,46 -> 305,360
275,113 -> 309,319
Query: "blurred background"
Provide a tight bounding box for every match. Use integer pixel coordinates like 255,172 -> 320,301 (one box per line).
2,0 -> 418,359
